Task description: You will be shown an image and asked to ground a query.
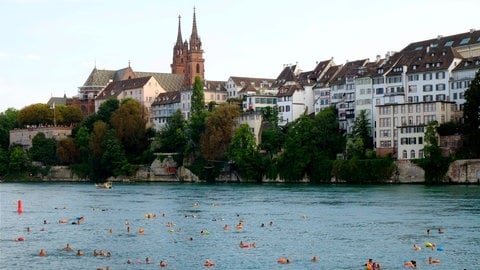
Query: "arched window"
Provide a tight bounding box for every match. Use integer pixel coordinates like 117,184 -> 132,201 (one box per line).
411,150 -> 416,159
196,63 -> 200,73
419,150 -> 424,158
402,150 -> 407,159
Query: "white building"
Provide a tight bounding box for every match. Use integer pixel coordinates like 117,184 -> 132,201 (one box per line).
450,57 -> 480,111
225,76 -> 274,99
151,91 -> 181,131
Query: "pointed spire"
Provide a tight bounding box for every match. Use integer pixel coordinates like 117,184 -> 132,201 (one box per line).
190,7 -> 199,41
176,15 -> 183,45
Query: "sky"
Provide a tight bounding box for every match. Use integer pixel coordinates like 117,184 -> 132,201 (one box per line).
1,0 -> 479,112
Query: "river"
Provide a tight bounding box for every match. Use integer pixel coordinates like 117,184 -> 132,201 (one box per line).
1,183 -> 479,269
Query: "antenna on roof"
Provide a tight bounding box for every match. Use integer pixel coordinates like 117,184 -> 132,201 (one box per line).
128,60 -> 131,67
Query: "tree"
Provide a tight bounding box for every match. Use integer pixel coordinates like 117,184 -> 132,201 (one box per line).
156,109 -> 187,166
110,99 -> 148,162
191,76 -> 205,116
200,104 -> 241,161
58,105 -> 83,126
415,121 -> 451,184
88,121 -> 108,181
29,133 -> 57,165
462,70 -> 480,157
227,124 -> 263,181
0,108 -> 18,149
348,110 -> 373,159
101,129 -> 131,178
9,146 -> 29,173
17,103 -> 51,127
56,137 -> 79,164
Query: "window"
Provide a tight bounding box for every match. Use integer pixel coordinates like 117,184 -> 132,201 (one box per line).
423,73 -> 432,80
460,37 -> 471,45
436,84 -> 446,91
436,72 -> 445,79
423,95 -> 433,102
376,88 -> 384,95
286,105 -> 290,112
411,150 -> 416,159
436,94 -> 446,101
423,85 -> 433,92
419,149 -> 424,158
403,150 -> 407,159
444,41 -> 453,46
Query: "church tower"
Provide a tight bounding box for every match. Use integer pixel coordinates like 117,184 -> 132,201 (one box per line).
171,8 -> 205,86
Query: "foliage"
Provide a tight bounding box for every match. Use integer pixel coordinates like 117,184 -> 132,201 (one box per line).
58,105 -> 84,126
331,158 -> 396,183
29,133 -> 57,166
9,146 -> 29,173
0,147 -> 9,176
0,108 -> 18,149
227,124 -> 264,182
110,99 -> 148,162
88,121 -> 108,181
414,121 -> 451,184
347,110 -> 373,159
200,104 -> 241,162
191,76 -> 205,116
101,129 -> 131,178
436,121 -> 462,136
462,70 -> 480,157
17,103 -> 52,127
56,137 -> 79,165
156,109 -> 187,166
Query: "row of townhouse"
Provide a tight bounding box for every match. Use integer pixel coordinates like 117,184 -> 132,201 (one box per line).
74,30 -> 480,161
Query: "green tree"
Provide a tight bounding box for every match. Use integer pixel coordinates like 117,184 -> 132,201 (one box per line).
17,103 -> 51,127
110,99 -> 148,163
58,105 -> 84,126
415,121 -> 451,184
347,110 -> 373,159
0,147 -> 9,176
200,104 -> 241,161
101,129 -> 131,177
88,121 -> 108,181
56,137 -> 79,165
462,70 -> 480,157
156,109 -> 187,166
191,76 -> 205,116
9,146 -> 29,173
29,133 -> 57,165
227,124 -> 263,181
0,108 -> 18,149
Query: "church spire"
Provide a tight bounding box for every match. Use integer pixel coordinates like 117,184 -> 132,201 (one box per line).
189,7 -> 201,51
176,15 -> 183,46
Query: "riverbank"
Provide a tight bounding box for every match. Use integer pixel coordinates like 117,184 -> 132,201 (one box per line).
3,159 -> 480,184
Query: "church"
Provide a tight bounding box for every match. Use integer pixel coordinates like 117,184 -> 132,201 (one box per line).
66,8 -> 206,117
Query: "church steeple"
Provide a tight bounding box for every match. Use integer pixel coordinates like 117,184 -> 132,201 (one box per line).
176,15 -> 183,46
171,8 -> 204,86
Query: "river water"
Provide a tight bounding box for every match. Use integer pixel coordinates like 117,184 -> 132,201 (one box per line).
0,183 -> 479,269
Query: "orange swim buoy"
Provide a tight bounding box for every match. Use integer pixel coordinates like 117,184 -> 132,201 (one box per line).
17,200 -> 23,214
16,237 -> 25,241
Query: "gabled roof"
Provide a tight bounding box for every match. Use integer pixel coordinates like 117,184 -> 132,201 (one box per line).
276,83 -> 302,97
401,29 -> 480,53
314,65 -> 343,87
297,70 -> 316,86
97,76 -> 153,100
273,65 -> 298,87
204,80 -> 227,92
238,83 -> 257,94
404,47 -> 463,74
151,91 -> 181,106
308,59 -> 335,81
135,72 -> 185,92
229,76 -> 275,88
81,67 -> 184,92
452,56 -> 480,72
329,59 -> 368,85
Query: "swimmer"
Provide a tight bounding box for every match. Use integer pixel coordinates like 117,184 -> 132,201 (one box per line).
138,228 -> 145,234
426,229 -> 430,235
413,244 -> 421,251
77,249 -> 84,256
145,257 -> 151,264
127,259 -> 132,264
277,257 -> 290,264
63,243 -> 73,251
404,260 -> 416,268
160,260 -> 168,267
438,228 -> 444,234
38,249 -> 46,256
94,249 -> 100,256
311,256 -> 318,262
428,257 -> 440,264
204,259 -> 215,267
108,229 -> 113,234
223,224 -> 229,230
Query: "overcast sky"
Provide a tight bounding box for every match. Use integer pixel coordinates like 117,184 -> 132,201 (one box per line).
1,0 -> 479,112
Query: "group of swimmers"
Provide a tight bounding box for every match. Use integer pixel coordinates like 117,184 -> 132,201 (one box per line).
404,229 -> 444,268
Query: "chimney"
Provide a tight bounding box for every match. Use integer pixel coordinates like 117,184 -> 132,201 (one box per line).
470,28 -> 476,33
376,55 -> 381,62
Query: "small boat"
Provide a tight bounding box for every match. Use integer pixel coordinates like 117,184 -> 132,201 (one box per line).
95,181 -> 112,189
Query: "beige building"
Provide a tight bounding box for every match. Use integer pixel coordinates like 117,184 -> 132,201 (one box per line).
375,100 -> 456,159
95,76 -> 165,125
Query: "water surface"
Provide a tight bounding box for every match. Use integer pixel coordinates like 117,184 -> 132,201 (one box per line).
1,183 -> 479,269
